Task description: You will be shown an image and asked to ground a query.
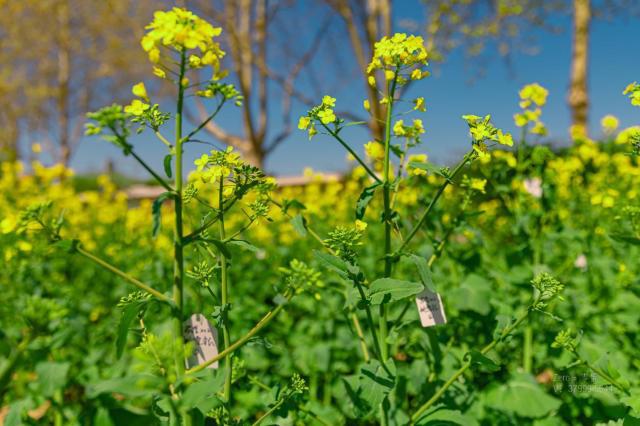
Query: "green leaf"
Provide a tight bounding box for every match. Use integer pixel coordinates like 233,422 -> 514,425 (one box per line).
227,239 -> 259,252
291,214 -> 307,237
466,350 -> 500,372
407,254 -> 436,292
450,274 -> 493,315
355,182 -> 381,220
201,238 -> 232,259
116,301 -> 148,359
610,234 -> 640,245
622,392 -> 640,416
484,373 -> 561,418
415,406 -> 479,426
358,359 -> 396,414
94,407 -> 115,426
313,250 -> 349,278
180,372 -> 225,413
53,238 -> 80,253
5,399 -> 33,426
35,361 -> 70,397
152,192 -> 173,238
368,278 -> 424,305
85,374 -> 163,399
163,154 -> 173,178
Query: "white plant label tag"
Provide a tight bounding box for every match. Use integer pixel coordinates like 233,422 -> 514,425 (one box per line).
183,313 -> 219,369
415,290 -> 447,327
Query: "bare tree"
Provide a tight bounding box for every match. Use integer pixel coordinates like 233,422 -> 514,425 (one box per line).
185,0 -> 338,167
568,0 -> 591,131
0,0 -> 161,165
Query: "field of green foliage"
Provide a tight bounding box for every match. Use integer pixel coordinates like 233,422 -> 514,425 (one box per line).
1,7 -> 640,426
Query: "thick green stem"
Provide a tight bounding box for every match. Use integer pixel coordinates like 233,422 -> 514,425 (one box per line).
173,50 -> 190,426
379,70 -> 398,367
219,178 -> 233,404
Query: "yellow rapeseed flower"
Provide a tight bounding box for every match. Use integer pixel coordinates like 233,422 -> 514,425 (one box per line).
601,115 -> 619,133
132,82 -> 149,101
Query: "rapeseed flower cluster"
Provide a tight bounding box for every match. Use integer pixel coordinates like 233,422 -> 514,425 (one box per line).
298,96 -> 337,140
462,114 -> 514,159
141,8 -> 225,79
624,82 -> 640,106
514,83 -> 548,136
366,33 -> 429,83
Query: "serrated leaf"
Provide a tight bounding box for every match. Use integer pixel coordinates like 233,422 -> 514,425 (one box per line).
152,192 -> 173,238
163,154 -> 173,178
358,359 -> 396,414
407,254 -> 436,292
369,278 -> 424,305
355,182 -> 381,220
291,214 -> 307,236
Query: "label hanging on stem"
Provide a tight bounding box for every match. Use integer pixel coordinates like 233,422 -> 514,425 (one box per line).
415,290 -> 447,327
183,313 -> 219,369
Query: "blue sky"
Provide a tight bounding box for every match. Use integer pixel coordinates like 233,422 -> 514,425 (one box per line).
70,1 -> 640,179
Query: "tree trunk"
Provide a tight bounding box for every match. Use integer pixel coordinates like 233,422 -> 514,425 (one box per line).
57,0 -> 72,167
568,0 -> 591,133
241,144 -> 265,169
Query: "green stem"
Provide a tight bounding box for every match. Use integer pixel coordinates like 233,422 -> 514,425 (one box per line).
410,301 -> 537,423
76,246 -> 171,303
129,150 -> 173,192
154,130 -> 173,148
354,279 -> 384,363
251,398 -> 286,426
379,69 -> 399,366
183,197 -> 239,244
395,151 -> 473,256
186,294 -> 290,374
219,178 -> 233,404
321,123 -> 382,184
183,100 -> 225,142
584,362 -> 630,395
173,49 -> 189,426
351,312 -> 371,362
523,326 -> 533,373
